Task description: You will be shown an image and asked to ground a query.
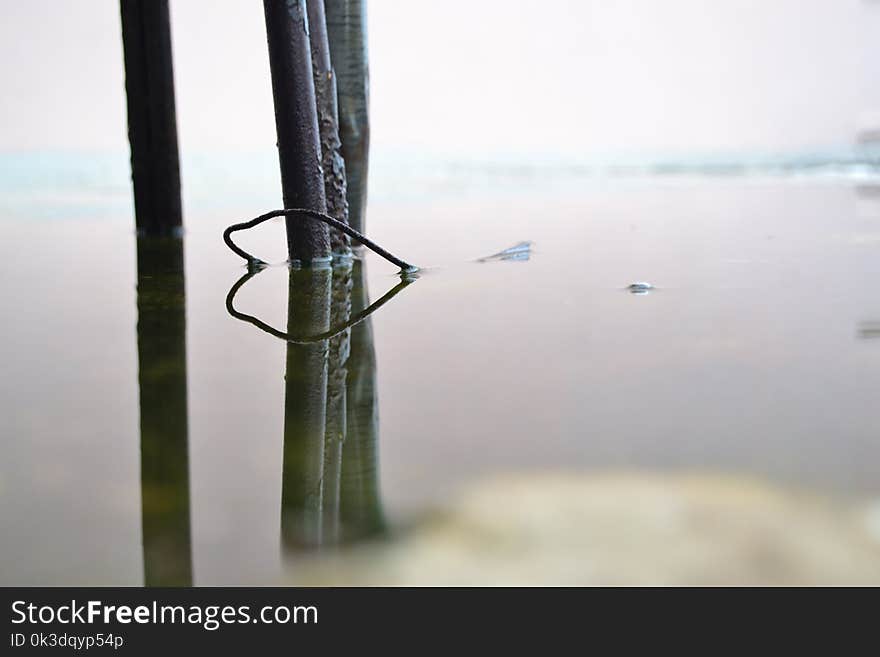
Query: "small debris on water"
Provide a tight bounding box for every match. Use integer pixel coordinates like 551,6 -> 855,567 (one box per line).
400,266 -> 422,281
476,241 -> 532,263
627,282 -> 655,294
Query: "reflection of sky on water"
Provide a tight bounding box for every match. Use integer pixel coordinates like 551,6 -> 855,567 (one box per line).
2,152 -> 879,222
2,178 -> 880,584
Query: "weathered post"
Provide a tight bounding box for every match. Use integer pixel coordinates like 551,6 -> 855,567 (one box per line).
119,0 -> 183,236
306,0 -> 351,254
325,0 -> 370,234
122,0 -> 190,581
263,0 -> 331,263
136,238 -> 192,586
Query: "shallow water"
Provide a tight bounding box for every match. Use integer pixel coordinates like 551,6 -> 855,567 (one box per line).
2,178 -> 880,585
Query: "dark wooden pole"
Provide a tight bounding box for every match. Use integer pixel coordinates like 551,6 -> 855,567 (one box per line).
326,0 -> 370,234
263,0 -> 331,263
120,0 -> 183,237
307,0 -> 351,254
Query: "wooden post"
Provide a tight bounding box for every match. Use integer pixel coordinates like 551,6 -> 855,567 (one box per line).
307,0 -> 351,254
263,0 -> 331,263
120,0 -> 183,237
325,0 -> 370,234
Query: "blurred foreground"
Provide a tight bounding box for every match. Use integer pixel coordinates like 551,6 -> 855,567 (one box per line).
288,471 -> 880,586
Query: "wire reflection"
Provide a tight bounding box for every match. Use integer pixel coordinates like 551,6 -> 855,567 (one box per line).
224,259 -> 413,550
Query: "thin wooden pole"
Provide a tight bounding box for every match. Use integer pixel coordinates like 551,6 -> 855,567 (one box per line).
307,0 -> 351,254
325,0 -> 370,234
263,0 -> 331,263
120,0 -> 183,237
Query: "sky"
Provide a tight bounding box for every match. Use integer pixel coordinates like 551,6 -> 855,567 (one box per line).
0,0 -> 878,159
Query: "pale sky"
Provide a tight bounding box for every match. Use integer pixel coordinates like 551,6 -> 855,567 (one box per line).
0,0 -> 878,158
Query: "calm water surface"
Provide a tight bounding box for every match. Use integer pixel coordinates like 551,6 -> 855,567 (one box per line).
2,179 -> 879,584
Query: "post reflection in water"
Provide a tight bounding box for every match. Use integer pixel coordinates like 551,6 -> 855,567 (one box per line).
282,266 -> 332,548
338,261 -> 386,540
322,261 -> 353,544
226,259 -> 409,553
136,237 -> 193,586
